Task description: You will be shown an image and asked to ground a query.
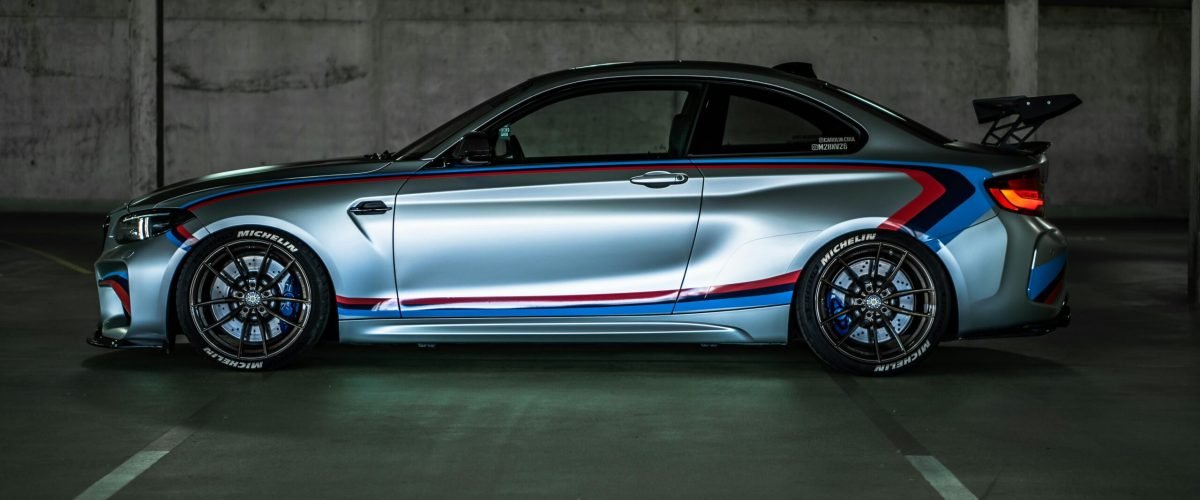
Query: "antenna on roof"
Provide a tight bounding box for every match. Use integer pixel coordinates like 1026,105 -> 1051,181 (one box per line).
773,62 -> 817,79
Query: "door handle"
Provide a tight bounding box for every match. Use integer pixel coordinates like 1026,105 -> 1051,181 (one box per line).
348,200 -> 392,215
630,171 -> 688,188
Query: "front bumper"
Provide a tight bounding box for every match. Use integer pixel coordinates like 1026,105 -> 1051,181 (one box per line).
91,213 -> 207,349
87,328 -> 164,349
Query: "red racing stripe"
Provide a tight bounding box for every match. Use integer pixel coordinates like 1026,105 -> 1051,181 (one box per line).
401,270 -> 802,307
878,169 -> 945,231
402,289 -> 680,307
695,163 -> 945,233
99,279 -> 131,315
336,295 -> 389,306
700,270 -> 802,296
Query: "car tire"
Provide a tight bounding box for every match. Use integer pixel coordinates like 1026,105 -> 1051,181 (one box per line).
796,230 -> 951,376
174,227 -> 331,371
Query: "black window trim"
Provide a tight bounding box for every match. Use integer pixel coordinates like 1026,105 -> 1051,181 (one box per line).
685,80 -> 869,159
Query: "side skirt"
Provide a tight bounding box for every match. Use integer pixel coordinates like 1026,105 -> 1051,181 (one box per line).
337,305 -> 791,345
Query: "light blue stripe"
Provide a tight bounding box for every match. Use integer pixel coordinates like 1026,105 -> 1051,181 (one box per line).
337,307 -> 401,319
99,270 -> 128,281
1027,251 -> 1067,299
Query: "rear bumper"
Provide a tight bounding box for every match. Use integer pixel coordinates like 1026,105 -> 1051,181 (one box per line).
956,295 -> 1071,339
942,212 -> 1068,338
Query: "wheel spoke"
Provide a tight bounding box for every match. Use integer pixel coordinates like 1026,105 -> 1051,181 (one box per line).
193,297 -> 239,307
202,311 -> 237,333
882,318 -> 906,354
204,262 -> 240,290
835,317 -> 864,347
836,256 -> 862,281
261,306 -> 302,329
821,279 -> 855,296
886,288 -> 933,299
258,243 -> 275,284
258,316 -> 271,356
269,297 -> 310,304
263,259 -> 295,290
871,243 -> 883,277
237,317 -> 250,357
870,327 -> 881,362
224,245 -> 249,281
820,306 -> 860,325
882,303 -> 932,318
883,251 -> 909,284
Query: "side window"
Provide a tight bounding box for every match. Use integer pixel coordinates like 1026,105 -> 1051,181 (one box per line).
491,88 -> 693,162
692,85 -> 861,155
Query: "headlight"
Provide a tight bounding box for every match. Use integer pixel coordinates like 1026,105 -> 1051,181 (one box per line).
114,209 -> 193,244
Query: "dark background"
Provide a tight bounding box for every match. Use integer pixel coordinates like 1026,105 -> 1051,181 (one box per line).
1,1 -> 1198,499
1,0 -> 1195,218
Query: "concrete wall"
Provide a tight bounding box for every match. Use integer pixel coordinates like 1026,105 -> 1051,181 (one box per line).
0,0 -> 1192,216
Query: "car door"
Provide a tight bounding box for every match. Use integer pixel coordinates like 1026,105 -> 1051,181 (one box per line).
393,81 -> 705,318
676,82 -> 880,313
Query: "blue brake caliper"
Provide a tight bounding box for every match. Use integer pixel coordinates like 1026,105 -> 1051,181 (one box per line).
823,291 -> 852,336
277,275 -> 299,334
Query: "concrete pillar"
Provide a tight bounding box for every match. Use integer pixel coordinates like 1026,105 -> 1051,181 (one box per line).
128,0 -> 160,196
1006,0 -> 1038,96
1189,0 -> 1199,303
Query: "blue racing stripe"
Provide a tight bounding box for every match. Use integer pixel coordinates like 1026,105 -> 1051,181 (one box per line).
672,290 -> 794,313
1028,251 -> 1068,300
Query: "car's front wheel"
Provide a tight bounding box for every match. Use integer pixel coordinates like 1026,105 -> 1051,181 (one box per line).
796,231 -> 951,375
175,227 -> 330,370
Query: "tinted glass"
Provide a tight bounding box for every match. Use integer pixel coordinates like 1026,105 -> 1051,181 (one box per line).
693,85 -> 860,155
495,89 -> 689,161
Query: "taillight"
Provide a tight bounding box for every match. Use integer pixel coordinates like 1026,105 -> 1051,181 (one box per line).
986,170 -> 1044,216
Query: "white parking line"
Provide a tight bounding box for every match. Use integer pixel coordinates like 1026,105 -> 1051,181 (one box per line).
74,425 -> 198,500
829,373 -> 978,500
906,455 -> 978,500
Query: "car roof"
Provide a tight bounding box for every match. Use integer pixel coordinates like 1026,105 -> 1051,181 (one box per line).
525,60 -> 820,86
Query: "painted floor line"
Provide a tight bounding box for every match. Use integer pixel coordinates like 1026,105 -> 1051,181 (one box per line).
72,389 -> 235,500
0,238 -> 91,275
906,455 -> 978,500
74,451 -> 171,500
829,373 -> 977,500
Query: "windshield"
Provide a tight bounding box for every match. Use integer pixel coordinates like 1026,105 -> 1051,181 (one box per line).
396,83 -> 533,161
822,83 -> 953,145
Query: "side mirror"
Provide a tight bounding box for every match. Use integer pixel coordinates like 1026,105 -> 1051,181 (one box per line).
452,132 -> 492,164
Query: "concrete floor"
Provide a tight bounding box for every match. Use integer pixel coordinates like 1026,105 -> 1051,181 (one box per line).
0,214 -> 1197,499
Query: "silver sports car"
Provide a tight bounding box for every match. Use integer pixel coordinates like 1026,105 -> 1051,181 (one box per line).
91,61 -> 1075,374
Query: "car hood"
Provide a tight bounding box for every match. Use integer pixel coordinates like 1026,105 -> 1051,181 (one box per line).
128,156 -> 392,209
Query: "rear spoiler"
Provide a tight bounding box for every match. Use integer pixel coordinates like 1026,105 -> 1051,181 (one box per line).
973,94 -> 1081,154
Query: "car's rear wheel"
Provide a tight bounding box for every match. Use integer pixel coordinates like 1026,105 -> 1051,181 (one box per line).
796,231 -> 951,375
175,227 -> 330,370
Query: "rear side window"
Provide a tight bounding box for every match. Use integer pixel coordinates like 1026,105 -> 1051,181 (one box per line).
691,84 -> 862,155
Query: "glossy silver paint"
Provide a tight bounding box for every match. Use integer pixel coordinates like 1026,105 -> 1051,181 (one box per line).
93,61 -> 1068,349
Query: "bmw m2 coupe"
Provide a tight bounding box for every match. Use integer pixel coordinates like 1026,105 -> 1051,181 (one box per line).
92,61 -> 1077,374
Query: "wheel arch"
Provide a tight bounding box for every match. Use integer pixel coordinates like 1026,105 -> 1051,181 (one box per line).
785,219 -> 961,337
169,217 -> 342,337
